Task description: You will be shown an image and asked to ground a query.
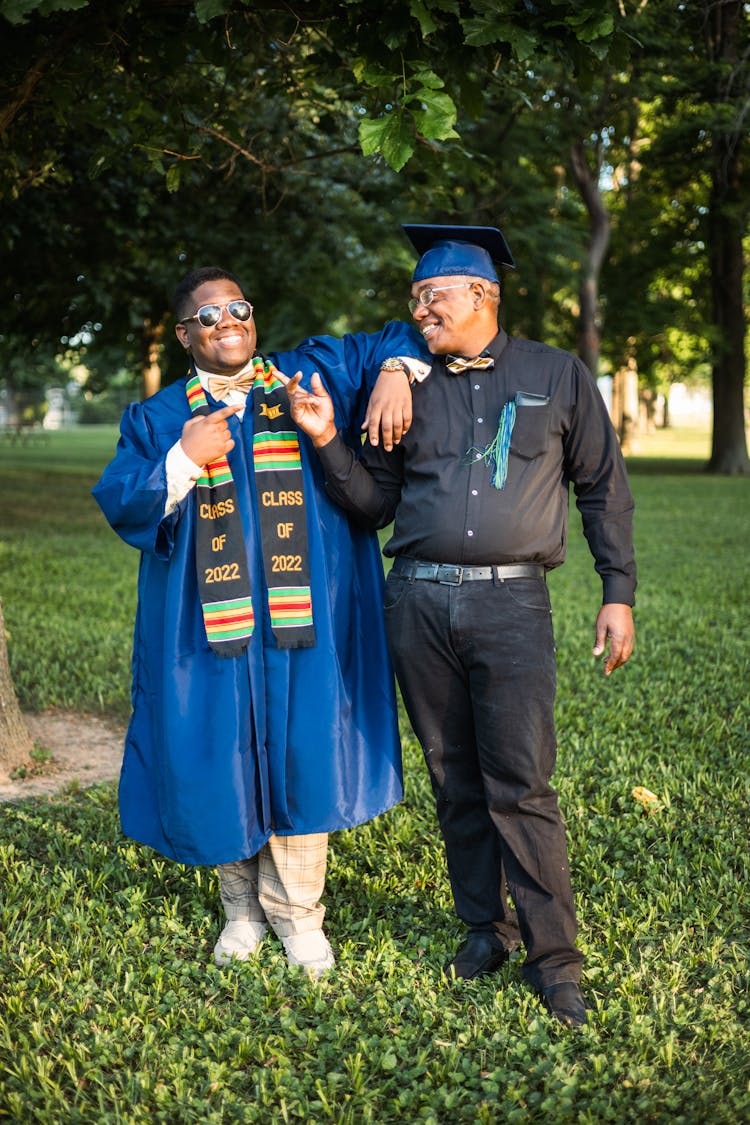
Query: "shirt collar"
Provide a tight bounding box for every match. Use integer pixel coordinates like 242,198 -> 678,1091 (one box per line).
439,328 -> 509,371
484,328 -> 509,362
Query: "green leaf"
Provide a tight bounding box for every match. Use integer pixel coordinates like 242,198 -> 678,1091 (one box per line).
40,0 -> 90,13
380,112 -> 417,171
165,164 -> 181,194
409,0 -> 437,37
567,10 -> 615,45
0,0 -> 31,23
0,0 -> 88,22
461,16 -> 538,60
405,65 -> 445,91
460,14 -> 498,48
87,150 -> 113,180
358,111 -> 414,171
194,0 -> 230,23
587,36 -> 613,61
358,117 -> 390,158
352,58 -> 399,89
411,90 -> 458,142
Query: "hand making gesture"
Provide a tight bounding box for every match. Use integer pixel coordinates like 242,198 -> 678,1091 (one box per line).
281,371 -> 338,449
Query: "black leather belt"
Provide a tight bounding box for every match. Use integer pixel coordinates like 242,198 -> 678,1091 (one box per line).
391,557 -> 546,586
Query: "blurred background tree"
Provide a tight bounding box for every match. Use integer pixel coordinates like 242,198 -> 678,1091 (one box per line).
0,0 -> 747,470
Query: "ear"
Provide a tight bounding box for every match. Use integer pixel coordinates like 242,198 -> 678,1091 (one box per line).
471,282 -> 486,309
175,323 -> 191,351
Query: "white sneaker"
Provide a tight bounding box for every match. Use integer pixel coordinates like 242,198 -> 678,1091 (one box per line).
282,929 -> 335,978
213,919 -> 268,966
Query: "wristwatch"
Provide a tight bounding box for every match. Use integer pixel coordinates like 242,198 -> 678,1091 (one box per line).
379,357 -> 414,383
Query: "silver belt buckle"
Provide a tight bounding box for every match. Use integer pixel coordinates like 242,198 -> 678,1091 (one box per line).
439,565 -> 463,586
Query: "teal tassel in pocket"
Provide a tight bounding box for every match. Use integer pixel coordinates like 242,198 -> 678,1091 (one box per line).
470,400 -> 516,490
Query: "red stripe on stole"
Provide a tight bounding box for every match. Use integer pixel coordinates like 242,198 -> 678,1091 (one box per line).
205,610 -> 255,627
255,443 -> 298,455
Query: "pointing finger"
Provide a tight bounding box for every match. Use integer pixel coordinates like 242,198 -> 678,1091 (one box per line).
212,404 -> 243,420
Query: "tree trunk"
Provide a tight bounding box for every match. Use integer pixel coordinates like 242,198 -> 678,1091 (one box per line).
707,211 -> 748,474
141,315 -> 168,401
611,355 -> 640,454
662,390 -> 671,430
4,382 -> 20,430
570,138 -> 611,379
703,0 -> 749,475
0,598 -> 34,775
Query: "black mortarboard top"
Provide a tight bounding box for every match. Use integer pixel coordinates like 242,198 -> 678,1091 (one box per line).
403,224 -> 515,284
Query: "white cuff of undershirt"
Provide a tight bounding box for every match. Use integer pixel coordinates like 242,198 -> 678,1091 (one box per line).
165,440 -> 203,516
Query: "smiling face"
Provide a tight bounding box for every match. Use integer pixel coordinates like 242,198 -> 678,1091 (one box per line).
410,274 -> 497,357
174,278 -> 257,376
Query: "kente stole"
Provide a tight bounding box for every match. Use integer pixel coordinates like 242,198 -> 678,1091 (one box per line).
186,357 -> 315,656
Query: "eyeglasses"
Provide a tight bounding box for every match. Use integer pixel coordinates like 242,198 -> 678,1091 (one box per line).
180,300 -> 254,328
408,283 -> 473,315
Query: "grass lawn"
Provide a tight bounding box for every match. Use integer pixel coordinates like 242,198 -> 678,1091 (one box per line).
0,423 -> 748,1123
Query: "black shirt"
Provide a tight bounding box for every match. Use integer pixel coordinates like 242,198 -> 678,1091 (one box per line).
318,328 -> 637,605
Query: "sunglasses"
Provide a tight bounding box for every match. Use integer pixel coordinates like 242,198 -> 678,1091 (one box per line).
180,300 -> 254,328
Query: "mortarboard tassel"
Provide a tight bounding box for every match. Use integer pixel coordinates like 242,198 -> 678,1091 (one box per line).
471,399 -> 516,490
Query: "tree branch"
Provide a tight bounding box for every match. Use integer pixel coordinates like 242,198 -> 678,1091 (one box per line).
0,22 -> 81,136
193,123 -> 359,174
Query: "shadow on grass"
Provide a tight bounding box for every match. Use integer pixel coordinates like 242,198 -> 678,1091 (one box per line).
625,457 -> 710,476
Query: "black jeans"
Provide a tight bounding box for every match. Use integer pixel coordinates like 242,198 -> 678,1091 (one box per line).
384,567 -> 583,990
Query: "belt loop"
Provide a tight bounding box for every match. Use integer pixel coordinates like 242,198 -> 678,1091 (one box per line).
492,567 -> 504,587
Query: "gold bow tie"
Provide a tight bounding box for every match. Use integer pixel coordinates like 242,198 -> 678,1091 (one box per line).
445,354 -> 495,375
207,370 -> 255,399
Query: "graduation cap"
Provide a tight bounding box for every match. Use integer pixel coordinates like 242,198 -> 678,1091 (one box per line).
402,224 -> 515,284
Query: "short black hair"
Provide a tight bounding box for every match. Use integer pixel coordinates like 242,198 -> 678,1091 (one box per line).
173,267 -> 244,321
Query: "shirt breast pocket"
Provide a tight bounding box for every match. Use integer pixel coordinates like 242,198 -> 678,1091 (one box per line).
510,394 -> 551,460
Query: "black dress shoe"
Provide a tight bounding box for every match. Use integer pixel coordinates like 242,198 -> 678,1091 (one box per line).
540,982 -> 589,1028
443,933 -> 510,980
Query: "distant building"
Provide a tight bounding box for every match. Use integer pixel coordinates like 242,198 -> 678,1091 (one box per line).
668,383 -> 712,425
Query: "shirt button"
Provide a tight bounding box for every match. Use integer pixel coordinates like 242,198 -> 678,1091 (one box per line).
474,384 -> 480,390
471,489 -> 478,496
467,530 -> 474,537
477,417 -> 484,423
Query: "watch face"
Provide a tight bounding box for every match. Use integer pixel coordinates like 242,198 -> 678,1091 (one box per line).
380,358 -> 404,371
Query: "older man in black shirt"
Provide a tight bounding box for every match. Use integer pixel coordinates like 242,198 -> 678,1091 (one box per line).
285,224 -> 636,1027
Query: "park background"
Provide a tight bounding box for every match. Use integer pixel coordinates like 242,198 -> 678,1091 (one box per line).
1,1 -> 749,1122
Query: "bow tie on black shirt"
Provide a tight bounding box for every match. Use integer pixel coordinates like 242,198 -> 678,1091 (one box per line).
445,353 -> 495,374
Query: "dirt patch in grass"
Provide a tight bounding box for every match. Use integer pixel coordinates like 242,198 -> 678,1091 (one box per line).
0,712 -> 124,802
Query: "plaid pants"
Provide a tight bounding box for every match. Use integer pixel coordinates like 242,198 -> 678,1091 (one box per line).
216,833 -> 328,938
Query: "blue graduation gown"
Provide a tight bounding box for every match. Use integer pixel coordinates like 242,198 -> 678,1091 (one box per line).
93,321 -> 428,865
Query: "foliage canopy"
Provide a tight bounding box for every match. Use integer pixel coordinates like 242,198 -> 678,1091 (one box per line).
0,0 -> 747,468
